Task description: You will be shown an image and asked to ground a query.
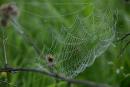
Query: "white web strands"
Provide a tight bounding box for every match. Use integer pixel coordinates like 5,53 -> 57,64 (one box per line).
53,12 -> 116,78
7,0 -> 116,78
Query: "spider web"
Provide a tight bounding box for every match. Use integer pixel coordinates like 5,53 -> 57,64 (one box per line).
50,10 -> 116,78
32,10 -> 116,78
2,0 -> 116,78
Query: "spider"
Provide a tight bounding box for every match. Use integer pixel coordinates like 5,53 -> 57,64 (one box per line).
45,54 -> 55,67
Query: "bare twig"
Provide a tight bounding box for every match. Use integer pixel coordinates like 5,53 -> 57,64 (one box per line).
0,67 -> 111,87
118,33 -> 130,41
117,32 -> 130,56
119,40 -> 130,56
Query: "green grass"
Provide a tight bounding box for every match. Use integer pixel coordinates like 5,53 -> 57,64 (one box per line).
0,0 -> 130,87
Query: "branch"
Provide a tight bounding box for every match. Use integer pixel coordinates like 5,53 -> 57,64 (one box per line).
0,67 -> 111,87
118,33 -> 130,41
117,33 -> 130,56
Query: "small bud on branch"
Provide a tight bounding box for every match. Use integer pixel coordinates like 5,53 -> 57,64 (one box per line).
0,3 -> 19,27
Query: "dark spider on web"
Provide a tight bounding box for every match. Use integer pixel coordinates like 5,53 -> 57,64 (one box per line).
45,54 -> 55,67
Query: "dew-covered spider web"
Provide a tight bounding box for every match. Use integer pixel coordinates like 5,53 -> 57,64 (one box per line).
1,0 -> 116,79
51,12 -> 115,78
33,11 -> 116,78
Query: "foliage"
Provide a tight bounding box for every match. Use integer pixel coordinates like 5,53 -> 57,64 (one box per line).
0,0 -> 130,87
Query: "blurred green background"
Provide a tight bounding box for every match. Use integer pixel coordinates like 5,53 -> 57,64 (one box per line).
0,0 -> 130,87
